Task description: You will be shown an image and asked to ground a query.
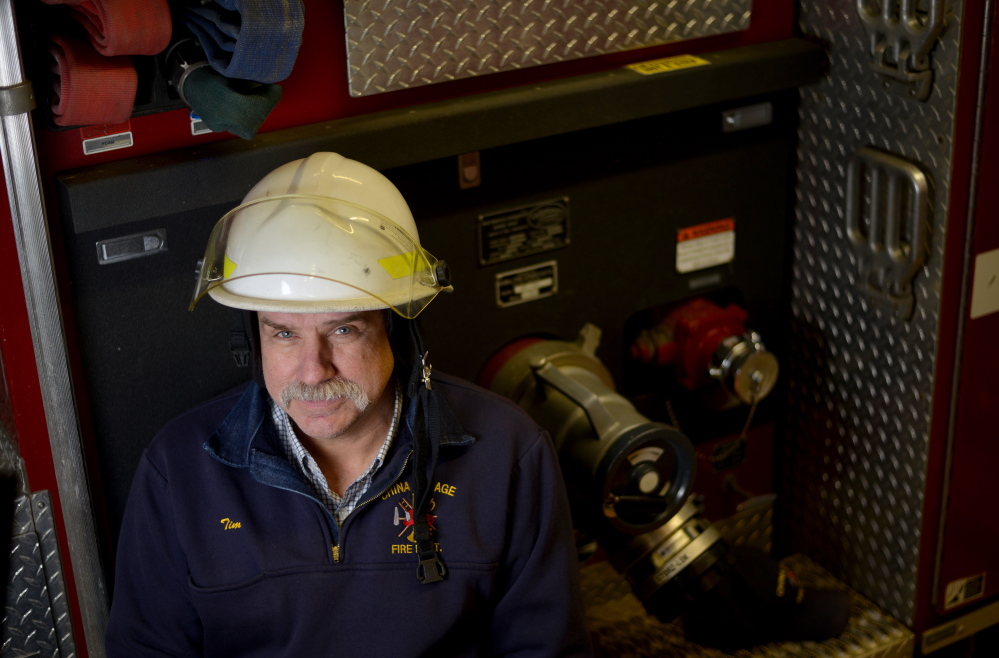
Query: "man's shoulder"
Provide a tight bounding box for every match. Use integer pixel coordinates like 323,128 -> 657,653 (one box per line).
146,381 -> 254,458
431,371 -> 528,416
429,371 -> 546,446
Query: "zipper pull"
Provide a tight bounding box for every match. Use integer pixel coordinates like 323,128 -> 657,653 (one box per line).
332,545 -> 341,563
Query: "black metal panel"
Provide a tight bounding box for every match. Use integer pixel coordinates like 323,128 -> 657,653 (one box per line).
56,198 -> 247,553
407,95 -> 796,392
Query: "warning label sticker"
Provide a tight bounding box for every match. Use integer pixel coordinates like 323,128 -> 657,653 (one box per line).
676,218 -> 735,274
626,54 -> 711,76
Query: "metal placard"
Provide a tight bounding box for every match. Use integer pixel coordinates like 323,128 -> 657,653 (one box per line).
478,198 -> 569,266
82,131 -> 133,156
495,260 -> 558,308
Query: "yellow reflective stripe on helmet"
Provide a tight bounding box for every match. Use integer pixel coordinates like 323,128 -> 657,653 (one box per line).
224,255 -> 238,279
378,251 -> 426,279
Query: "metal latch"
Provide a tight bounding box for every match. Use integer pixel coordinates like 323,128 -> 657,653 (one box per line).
96,229 -> 168,264
721,102 -> 772,133
857,0 -> 948,100
845,146 -> 931,321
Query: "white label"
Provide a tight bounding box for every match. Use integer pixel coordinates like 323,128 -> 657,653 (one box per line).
191,120 -> 212,135
82,131 -> 133,156
190,112 -> 213,135
513,278 -> 553,296
676,218 -> 735,274
970,248 -> 999,319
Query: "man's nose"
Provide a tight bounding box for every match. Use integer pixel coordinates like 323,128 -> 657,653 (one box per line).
298,337 -> 336,384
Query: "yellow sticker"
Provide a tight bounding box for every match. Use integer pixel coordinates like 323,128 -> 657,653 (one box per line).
626,54 -> 711,76
223,254 -> 237,279
378,251 -> 426,279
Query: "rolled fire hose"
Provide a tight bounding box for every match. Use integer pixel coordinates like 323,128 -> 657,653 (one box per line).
180,0 -> 305,84
48,33 -> 137,126
40,0 -> 172,56
167,39 -> 282,140
182,66 -> 282,139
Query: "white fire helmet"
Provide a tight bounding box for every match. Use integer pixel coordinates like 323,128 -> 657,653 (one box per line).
190,152 -> 451,318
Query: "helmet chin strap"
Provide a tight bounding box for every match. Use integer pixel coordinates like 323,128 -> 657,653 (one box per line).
230,310 -> 265,387
406,319 -> 447,584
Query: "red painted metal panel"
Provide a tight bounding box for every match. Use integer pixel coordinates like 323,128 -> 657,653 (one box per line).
0,166 -> 91,656
33,0 -> 794,178
934,5 -> 999,619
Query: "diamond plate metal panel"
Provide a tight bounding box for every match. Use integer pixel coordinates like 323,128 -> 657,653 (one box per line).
5,530 -> 57,657
783,0 -> 962,626
582,553 -> 913,657
2,493 -> 76,658
343,0 -> 752,96
29,494 -> 74,658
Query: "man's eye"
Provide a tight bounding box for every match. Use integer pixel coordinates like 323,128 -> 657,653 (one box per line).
276,330 -> 294,339
332,326 -> 353,336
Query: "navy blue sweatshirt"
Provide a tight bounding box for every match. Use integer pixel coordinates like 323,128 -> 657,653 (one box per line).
107,372 -> 592,657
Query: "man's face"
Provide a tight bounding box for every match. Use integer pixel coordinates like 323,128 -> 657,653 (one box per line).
258,310 -> 395,443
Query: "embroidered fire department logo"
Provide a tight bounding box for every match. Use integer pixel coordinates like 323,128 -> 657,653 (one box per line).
384,481 -> 456,556
393,495 -> 437,543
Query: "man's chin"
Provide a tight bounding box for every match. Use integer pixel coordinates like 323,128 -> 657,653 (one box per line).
288,407 -> 358,442
294,420 -> 353,443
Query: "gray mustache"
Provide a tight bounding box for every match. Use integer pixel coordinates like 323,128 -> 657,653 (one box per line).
281,378 -> 369,411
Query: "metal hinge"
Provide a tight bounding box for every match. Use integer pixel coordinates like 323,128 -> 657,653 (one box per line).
845,146 -> 932,321
0,80 -> 35,116
857,0 -> 948,100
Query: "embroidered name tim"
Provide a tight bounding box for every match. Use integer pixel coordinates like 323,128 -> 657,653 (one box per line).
220,518 -> 242,530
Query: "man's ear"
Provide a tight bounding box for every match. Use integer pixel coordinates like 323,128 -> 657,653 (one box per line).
385,311 -> 419,382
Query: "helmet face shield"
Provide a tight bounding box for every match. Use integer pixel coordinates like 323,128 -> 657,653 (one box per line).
191,195 -> 451,318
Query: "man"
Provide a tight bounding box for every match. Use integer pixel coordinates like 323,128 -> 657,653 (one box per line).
106,152 -> 592,656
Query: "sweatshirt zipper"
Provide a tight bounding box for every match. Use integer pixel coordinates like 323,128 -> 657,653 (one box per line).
331,451 -> 412,563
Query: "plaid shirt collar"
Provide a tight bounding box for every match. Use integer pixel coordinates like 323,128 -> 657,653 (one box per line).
269,382 -> 401,526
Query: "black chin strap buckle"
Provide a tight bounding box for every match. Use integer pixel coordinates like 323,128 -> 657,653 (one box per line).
230,339 -> 250,367
229,310 -> 251,367
414,511 -> 446,584
416,556 -> 447,584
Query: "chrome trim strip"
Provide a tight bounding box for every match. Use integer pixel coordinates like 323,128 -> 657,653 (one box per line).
922,595 -> 999,653
0,1 -> 108,655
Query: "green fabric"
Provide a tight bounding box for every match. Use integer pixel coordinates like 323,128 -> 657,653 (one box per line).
182,65 -> 281,140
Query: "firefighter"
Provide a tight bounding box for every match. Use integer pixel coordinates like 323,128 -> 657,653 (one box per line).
105,152 -> 591,656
